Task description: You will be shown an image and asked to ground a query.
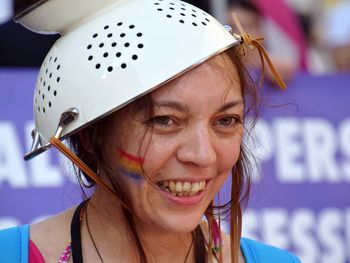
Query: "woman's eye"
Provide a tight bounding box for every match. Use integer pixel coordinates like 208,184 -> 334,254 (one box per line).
215,116 -> 238,127
151,116 -> 174,126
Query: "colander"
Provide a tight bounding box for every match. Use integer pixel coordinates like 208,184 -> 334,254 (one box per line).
15,0 -> 242,160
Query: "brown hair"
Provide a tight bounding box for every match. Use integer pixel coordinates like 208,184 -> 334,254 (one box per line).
69,45 -> 260,263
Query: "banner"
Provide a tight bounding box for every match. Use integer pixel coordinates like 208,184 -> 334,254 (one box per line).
0,69 -> 349,263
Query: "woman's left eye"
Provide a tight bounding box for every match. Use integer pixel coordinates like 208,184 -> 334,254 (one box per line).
215,116 -> 238,127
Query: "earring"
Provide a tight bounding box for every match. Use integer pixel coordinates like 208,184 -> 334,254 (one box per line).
79,171 -> 96,188
78,152 -> 100,188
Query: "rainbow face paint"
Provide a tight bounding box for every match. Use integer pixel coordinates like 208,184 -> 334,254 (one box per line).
117,148 -> 144,180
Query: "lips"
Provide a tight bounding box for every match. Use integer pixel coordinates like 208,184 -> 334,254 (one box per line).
157,180 -> 206,197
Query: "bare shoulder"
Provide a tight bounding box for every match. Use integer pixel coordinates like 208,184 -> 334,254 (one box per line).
221,231 -> 245,263
30,207 -> 75,261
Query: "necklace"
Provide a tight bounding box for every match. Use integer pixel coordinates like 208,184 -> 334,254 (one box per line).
183,235 -> 194,263
71,200 -> 195,263
85,203 -> 104,262
70,199 -> 104,262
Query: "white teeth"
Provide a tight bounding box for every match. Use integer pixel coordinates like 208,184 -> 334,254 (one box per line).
183,182 -> 191,191
191,182 -> 199,192
175,182 -> 182,192
159,180 -> 207,195
169,181 -> 176,191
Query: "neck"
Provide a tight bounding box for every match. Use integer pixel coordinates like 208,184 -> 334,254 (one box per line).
82,189 -> 194,262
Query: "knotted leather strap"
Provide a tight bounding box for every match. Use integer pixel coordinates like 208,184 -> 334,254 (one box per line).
232,13 -> 287,89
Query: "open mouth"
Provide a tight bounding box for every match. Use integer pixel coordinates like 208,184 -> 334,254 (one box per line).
156,180 -> 206,197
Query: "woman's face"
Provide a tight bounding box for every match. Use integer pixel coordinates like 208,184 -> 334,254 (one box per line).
104,54 -> 244,234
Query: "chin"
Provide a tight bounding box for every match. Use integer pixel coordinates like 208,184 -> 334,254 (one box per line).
134,181 -> 217,234
155,208 -> 206,234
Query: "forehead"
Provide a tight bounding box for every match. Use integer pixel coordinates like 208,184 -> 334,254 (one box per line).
151,52 -> 242,103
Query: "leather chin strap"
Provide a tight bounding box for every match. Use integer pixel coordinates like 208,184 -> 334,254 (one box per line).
50,137 -> 116,196
232,13 -> 287,90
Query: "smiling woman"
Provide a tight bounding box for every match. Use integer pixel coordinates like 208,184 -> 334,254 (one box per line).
67,49 -> 249,263
100,53 -> 244,233
0,0 -> 300,263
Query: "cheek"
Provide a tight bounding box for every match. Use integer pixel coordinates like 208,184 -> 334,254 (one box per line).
114,148 -> 145,181
106,128 -> 150,180
139,136 -> 177,176
218,137 -> 242,173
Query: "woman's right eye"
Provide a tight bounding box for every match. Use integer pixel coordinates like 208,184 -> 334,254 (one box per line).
150,116 -> 175,126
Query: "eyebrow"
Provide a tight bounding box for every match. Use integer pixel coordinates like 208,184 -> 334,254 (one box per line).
153,101 -> 189,111
153,99 -> 244,113
216,100 -> 244,112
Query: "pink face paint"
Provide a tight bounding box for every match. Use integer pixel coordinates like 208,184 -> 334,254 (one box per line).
117,148 -> 145,180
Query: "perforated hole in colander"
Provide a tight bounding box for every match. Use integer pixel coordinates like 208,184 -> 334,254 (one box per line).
35,54 -> 61,115
154,0 -> 211,26
86,22 -> 144,73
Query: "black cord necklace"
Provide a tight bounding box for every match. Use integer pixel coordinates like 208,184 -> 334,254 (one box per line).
183,235 -> 194,263
71,199 -> 89,263
85,203 -> 104,262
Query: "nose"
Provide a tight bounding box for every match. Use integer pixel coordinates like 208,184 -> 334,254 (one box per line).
176,125 -> 217,167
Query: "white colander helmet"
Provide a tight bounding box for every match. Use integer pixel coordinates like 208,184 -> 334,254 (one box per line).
16,0 -> 241,160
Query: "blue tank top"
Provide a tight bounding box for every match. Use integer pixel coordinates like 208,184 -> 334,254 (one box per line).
241,238 -> 301,262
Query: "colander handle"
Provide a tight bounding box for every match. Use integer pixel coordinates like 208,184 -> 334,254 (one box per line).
29,128 -> 41,153
24,133 -> 50,161
53,108 -> 80,139
24,129 -> 49,160
24,108 -> 79,161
